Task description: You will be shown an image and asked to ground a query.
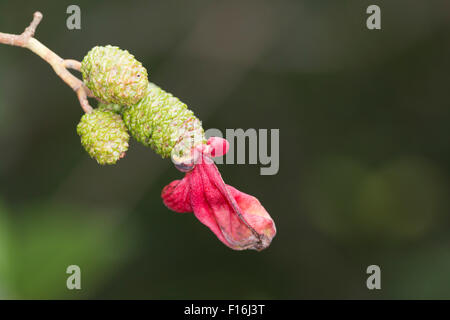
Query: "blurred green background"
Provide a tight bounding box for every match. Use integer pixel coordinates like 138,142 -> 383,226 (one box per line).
0,0 -> 449,299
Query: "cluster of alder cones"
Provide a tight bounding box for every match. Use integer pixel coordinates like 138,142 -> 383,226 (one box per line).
77,45 -> 204,165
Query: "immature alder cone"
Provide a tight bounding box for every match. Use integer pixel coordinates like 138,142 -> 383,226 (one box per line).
81,45 -> 148,105
77,109 -> 130,165
122,82 -> 205,158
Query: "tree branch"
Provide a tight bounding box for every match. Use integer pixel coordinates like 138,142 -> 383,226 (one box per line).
0,11 -> 93,113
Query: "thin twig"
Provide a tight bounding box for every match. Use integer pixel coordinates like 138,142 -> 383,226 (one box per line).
63,59 -> 81,71
0,12 -> 93,113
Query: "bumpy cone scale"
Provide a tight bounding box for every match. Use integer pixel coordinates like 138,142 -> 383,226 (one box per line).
80,45 -> 276,250
77,109 -> 130,165
97,101 -> 125,114
81,45 -> 148,105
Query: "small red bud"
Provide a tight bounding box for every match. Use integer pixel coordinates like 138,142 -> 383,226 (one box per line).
207,137 -> 229,158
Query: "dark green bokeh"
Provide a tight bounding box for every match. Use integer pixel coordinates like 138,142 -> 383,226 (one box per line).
0,0 -> 449,299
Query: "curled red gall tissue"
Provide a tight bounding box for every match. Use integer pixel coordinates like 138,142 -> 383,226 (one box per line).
162,137 -> 276,251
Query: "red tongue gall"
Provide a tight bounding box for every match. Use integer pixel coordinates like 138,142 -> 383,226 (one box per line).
162,137 -> 276,251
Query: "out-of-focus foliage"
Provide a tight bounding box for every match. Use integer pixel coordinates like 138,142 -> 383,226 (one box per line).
304,156 -> 447,243
0,202 -> 136,299
388,246 -> 450,299
0,0 -> 448,299
0,201 -> 13,298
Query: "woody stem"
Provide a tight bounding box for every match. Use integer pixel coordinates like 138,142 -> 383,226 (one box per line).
0,11 -> 93,113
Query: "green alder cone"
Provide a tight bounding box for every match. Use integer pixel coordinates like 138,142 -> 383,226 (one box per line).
122,82 -> 205,158
77,109 -> 130,165
81,45 -> 148,105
